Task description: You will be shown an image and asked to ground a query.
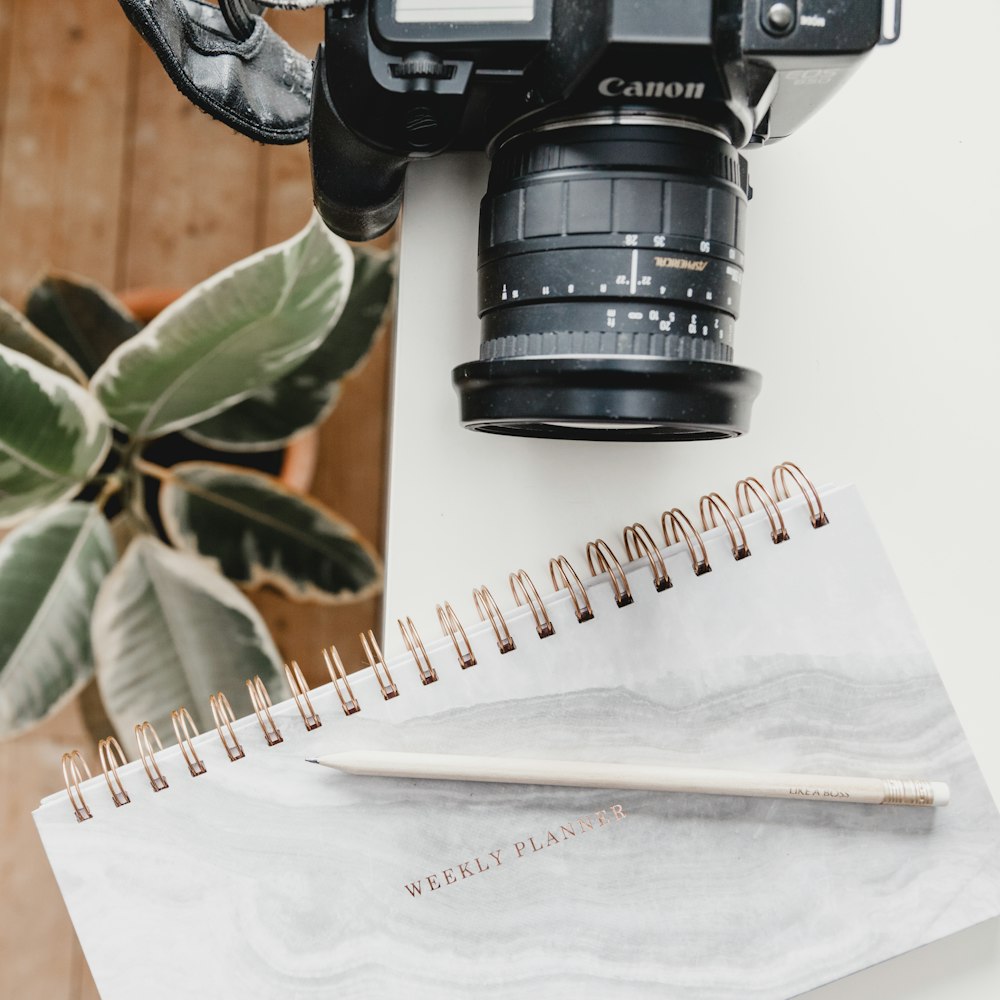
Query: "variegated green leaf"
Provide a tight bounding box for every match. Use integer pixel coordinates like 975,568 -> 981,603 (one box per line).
185,246 -> 394,451
159,462 -> 381,603
24,273 -> 140,378
0,503 -> 116,739
0,344 -> 112,526
0,297 -> 87,384
91,214 -> 354,440
93,537 -> 283,740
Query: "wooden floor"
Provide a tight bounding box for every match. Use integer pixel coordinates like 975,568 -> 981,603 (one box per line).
0,3 -> 392,995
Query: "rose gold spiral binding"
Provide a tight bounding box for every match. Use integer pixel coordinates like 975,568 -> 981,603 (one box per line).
171,707 -> 207,777
246,675 -> 283,745
735,476 -> 789,544
623,522 -> 671,592
586,538 -> 635,608
323,646 -> 361,715
473,586 -> 516,654
283,660 -> 323,729
699,493 -> 751,561
61,750 -> 93,822
209,691 -> 246,760
509,569 -> 555,638
97,736 -> 131,807
361,630 -> 400,699
662,508 -> 712,576
549,555 -> 595,623
772,461 -> 829,528
398,616 -> 438,684
134,721 -> 169,791
437,602 -> 477,668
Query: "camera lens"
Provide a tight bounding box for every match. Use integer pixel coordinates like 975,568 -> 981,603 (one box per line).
452,116 -> 761,440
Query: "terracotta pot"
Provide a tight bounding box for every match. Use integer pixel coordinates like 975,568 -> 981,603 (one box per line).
117,287 -> 187,323
116,287 -> 320,493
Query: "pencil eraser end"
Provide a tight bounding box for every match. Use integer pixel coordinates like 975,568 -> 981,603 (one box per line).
931,781 -> 950,806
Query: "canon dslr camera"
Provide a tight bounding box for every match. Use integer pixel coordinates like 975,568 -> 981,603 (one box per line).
119,0 -> 899,441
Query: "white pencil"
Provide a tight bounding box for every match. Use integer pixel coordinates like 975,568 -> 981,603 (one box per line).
307,750 -> 949,808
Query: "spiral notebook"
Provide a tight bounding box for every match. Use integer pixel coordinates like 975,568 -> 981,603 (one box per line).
34,465 -> 1000,999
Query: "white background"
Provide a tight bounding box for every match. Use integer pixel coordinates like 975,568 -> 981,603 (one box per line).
384,3 -> 1000,995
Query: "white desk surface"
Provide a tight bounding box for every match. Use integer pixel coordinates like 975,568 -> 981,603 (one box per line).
383,3 -> 1000,996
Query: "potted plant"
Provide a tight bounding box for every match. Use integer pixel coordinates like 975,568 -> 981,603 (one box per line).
0,215 -> 394,744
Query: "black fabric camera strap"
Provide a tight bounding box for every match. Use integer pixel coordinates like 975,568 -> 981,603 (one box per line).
247,0 -> 328,7
219,0 -> 265,42
117,0 -> 313,145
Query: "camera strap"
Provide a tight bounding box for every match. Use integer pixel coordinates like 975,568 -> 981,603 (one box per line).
245,1 -> 329,6
117,0 -> 314,145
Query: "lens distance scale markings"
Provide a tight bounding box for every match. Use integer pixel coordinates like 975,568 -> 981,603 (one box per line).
479,246 -> 742,314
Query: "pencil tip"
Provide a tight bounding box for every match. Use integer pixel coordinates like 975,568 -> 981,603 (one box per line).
305,758 -> 319,765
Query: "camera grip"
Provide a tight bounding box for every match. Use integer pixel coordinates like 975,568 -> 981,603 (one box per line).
310,47 -> 408,242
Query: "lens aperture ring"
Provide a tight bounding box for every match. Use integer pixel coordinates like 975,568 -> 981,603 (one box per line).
481,300 -> 735,363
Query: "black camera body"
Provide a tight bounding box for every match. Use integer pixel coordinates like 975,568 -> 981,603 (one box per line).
313,1 -> 884,240
311,0 -> 893,440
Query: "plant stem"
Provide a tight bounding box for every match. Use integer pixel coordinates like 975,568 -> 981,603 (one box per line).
117,446 -> 157,534
133,456 -> 172,483
94,477 -> 123,512
126,480 -> 155,533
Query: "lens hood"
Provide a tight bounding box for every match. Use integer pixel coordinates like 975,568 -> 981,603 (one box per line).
453,356 -> 761,441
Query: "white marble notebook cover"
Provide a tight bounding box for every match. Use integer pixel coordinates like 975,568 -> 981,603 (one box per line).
34,486 -> 1000,999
